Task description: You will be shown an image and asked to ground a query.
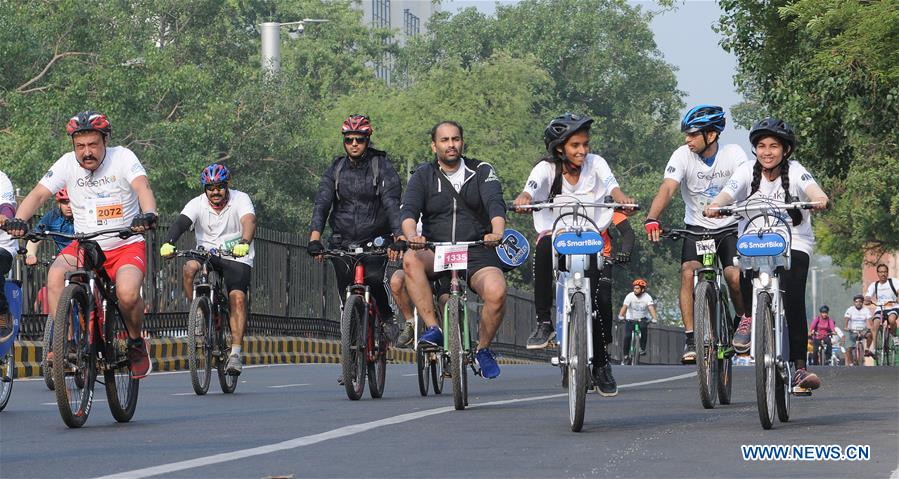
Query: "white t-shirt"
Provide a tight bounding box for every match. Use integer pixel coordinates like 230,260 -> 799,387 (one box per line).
180,190 -> 256,267
622,292 -> 655,321
39,147 -> 147,250
865,279 -> 899,305
844,306 -> 872,331
664,143 -> 749,229
442,164 -> 467,193
0,171 -> 17,255
720,160 -> 819,255
522,154 -> 620,233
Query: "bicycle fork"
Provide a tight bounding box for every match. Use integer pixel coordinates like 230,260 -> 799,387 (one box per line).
557,272 -> 594,369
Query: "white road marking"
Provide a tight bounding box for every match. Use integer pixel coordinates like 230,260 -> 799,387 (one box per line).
170,392 -> 195,396
401,373 -> 417,377
43,398 -> 107,406
94,371 -> 697,479
267,383 -> 310,389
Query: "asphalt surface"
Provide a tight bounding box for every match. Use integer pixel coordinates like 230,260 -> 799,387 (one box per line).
1,362 -> 897,479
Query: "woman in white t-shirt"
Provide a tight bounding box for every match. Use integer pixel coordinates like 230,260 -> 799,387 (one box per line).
706,118 -> 828,392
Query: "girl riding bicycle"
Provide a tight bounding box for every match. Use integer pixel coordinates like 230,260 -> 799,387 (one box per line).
705,117 -> 829,391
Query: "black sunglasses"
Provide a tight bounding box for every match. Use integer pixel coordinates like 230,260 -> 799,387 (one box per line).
344,136 -> 369,145
205,182 -> 228,191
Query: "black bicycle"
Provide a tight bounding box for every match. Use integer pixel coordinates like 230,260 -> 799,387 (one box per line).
170,247 -> 238,395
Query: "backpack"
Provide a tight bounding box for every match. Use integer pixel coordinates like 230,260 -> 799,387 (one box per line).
333,154 -> 381,201
874,278 -> 898,300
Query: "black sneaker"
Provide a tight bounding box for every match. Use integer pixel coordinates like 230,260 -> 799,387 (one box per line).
592,363 -> 618,397
681,337 -> 696,364
526,322 -> 556,349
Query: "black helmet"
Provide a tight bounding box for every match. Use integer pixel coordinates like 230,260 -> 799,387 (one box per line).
681,105 -> 726,133
749,118 -> 796,157
819,305 -> 829,313
543,113 -> 593,152
853,294 -> 864,301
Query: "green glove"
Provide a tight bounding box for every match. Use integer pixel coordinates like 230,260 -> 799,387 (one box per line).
232,242 -> 250,257
160,242 -> 176,258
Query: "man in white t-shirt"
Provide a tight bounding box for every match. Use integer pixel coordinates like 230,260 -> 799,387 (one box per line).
843,295 -> 873,366
0,170 -> 18,318
6,111 -> 158,378
160,164 -> 256,375
643,105 -> 750,363
864,263 -> 898,354
617,278 -> 658,360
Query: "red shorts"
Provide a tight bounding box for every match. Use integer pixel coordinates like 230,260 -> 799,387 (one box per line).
60,240 -> 147,282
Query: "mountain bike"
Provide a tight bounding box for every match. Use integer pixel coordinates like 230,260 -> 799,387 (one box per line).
849,328 -> 869,367
518,196 -> 638,431
713,199 -> 818,429
22,228 -> 143,428
662,226 -> 738,409
168,247 -> 239,395
872,302 -> 897,367
0,279 -> 22,411
29,257 -> 57,391
324,238 -> 392,401
623,318 -> 649,366
414,305 -> 445,397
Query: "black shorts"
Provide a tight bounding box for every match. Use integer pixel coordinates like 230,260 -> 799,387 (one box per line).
209,257 -> 252,294
679,224 -> 739,267
432,244 -> 505,297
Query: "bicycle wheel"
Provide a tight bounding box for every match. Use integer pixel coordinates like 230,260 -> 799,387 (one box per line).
754,291 -> 776,430
693,281 -> 718,409
884,329 -> 896,366
717,303 -> 733,405
187,296 -> 213,395
630,328 -> 640,366
0,342 -> 13,411
416,345 -> 430,396
216,325 -> 238,394
431,350 -> 445,395
103,304 -> 139,423
568,292 -> 588,432
775,361 -> 790,423
448,296 -> 467,410
340,295 -> 366,400
53,284 -> 96,428
367,311 -> 387,399
42,315 -> 55,391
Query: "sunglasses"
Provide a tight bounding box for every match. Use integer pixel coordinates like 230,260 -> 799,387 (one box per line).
344,136 -> 369,145
205,182 -> 228,192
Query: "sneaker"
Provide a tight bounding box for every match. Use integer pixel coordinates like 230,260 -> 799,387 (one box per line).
127,338 -> 152,379
592,363 -> 618,397
792,368 -> 821,390
733,315 -> 753,353
418,326 -> 443,346
396,322 -> 415,348
226,354 -> 242,375
475,347 -> 500,379
526,322 -> 556,349
681,337 -> 696,364
337,375 -> 344,386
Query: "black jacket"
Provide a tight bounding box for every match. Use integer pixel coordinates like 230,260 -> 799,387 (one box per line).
400,157 -> 506,243
309,148 -> 402,244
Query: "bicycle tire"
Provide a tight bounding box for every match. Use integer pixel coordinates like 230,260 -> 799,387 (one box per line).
448,296 -> 466,410
884,329 -> 896,366
103,303 -> 139,423
416,345 -> 429,396
216,326 -> 238,394
717,298 -> 733,405
367,311 -> 387,399
693,281 -> 718,409
775,361 -> 790,423
42,315 -> 55,391
0,343 -> 13,411
53,284 -> 95,428
432,350 -> 445,395
568,292 -> 588,432
187,296 -> 213,395
340,295 -> 366,400
754,291 -> 776,430
630,327 -> 640,366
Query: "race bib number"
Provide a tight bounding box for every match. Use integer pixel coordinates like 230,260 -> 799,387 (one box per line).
695,239 -> 716,256
433,245 -> 468,272
91,199 -> 124,226
221,236 -> 242,252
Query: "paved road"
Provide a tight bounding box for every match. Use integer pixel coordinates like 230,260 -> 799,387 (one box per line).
1,363 -> 897,478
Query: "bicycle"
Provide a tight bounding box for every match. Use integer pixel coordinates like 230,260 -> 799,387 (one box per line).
713,199 -> 819,429
21,228 -> 143,427
849,328 -> 869,367
0,278 -> 22,411
662,226 -> 739,410
323,237 -> 393,401
168,247 -> 239,395
812,333 -> 833,367
872,302 -> 897,367
27,256 -> 57,391
622,318 -> 649,366
414,305 -> 445,397
518,196 -> 638,431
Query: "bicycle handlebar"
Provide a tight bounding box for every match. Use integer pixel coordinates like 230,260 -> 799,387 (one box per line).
514,201 -> 640,211
17,227 -> 140,243
660,226 -> 738,241
705,201 -> 821,217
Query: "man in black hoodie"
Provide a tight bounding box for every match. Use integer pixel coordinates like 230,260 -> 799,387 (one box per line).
401,121 -> 507,379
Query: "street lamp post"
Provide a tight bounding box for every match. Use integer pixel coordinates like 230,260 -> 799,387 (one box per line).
260,19 -> 329,75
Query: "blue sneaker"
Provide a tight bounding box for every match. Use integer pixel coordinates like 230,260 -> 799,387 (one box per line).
418,326 -> 443,346
475,348 -> 500,379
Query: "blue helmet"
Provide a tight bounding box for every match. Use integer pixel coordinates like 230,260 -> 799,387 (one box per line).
681,105 -> 726,133
200,163 -> 231,186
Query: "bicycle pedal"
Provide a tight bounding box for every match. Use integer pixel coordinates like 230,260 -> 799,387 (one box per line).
721,347 -> 736,359
791,387 -> 812,397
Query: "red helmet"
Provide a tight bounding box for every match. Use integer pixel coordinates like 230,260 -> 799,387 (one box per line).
341,114 -> 372,136
632,278 -> 647,288
66,111 -> 111,137
55,188 -> 70,201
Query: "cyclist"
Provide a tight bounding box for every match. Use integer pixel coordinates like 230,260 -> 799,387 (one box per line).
512,113 -> 636,395
401,120 -> 508,379
864,263 -> 898,355
644,105 -> 750,363
25,188 -> 74,264
0,170 -> 17,319
307,115 -> 404,351
843,295 -> 872,366
160,164 -> 256,375
705,117 -> 829,391
5,111 -> 158,378
618,278 -> 659,360
808,305 -> 836,365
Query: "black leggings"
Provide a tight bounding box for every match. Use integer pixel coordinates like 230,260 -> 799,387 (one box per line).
0,249 -> 12,313
330,255 -> 392,319
533,235 -> 613,358
740,250 -> 810,363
